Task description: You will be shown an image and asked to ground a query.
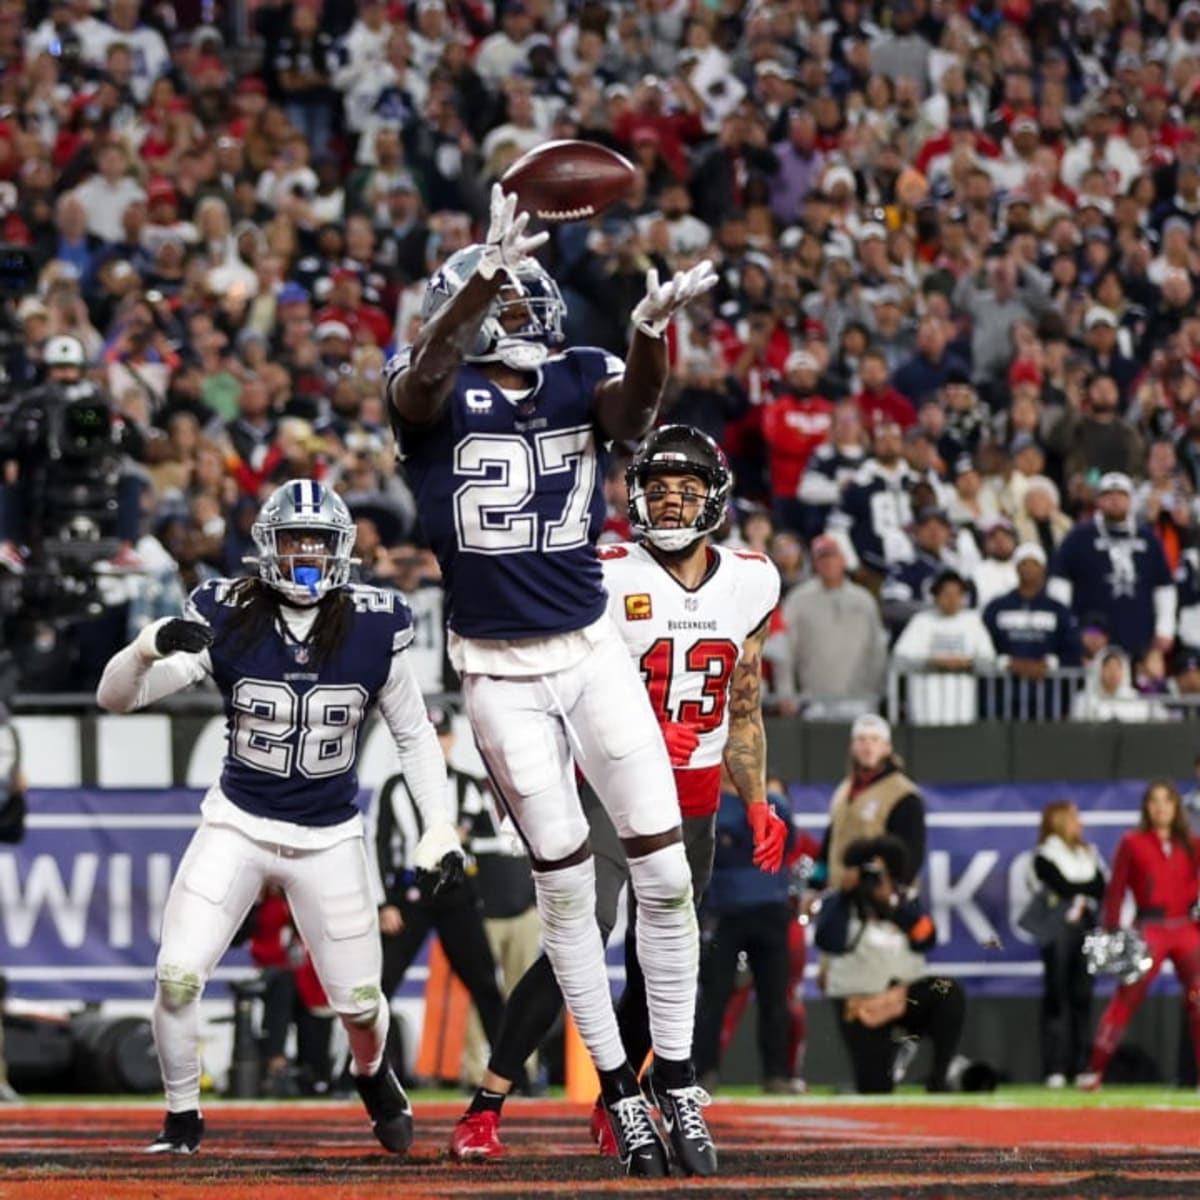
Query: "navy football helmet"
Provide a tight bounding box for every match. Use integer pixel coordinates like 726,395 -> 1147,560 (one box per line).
421,244 -> 565,371
250,479 -> 356,605
626,425 -> 732,552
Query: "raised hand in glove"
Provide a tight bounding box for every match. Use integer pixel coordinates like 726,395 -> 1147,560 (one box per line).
140,618 -> 214,660
414,821 -> 467,899
630,260 -> 719,337
660,720 -> 700,767
747,802 -> 787,873
478,182 -> 549,284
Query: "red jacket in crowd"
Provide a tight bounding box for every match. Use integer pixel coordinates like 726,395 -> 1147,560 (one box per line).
1102,830 -> 1200,929
760,392 -> 834,499
853,386 -> 918,432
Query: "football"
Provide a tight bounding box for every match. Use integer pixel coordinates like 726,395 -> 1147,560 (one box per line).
501,139 -> 636,223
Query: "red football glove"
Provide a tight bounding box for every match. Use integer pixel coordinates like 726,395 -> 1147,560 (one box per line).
660,721 -> 700,767
747,802 -> 787,873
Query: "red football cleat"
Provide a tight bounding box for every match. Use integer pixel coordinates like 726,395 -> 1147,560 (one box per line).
450,1110 -> 506,1160
589,1096 -> 618,1156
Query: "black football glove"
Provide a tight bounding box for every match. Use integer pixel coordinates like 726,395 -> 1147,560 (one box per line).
155,618 -> 214,656
418,851 -> 467,900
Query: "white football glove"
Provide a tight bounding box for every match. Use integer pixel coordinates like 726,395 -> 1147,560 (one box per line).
630,260 -> 719,338
478,182 -> 549,284
414,821 -> 467,898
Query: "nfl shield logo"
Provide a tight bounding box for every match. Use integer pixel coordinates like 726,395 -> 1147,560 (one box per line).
293,646 -> 310,664
685,597 -> 699,612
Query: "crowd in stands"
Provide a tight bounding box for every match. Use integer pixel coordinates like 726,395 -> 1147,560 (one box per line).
7,0 -> 1200,717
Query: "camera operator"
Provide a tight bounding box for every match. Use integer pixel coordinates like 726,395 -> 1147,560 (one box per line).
0,334 -> 144,573
815,835 -> 966,1094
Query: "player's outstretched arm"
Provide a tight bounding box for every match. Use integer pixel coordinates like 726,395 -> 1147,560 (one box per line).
724,620 -> 787,872
375,650 -> 465,894
389,184 -> 548,427
96,617 -> 213,713
594,261 -> 719,441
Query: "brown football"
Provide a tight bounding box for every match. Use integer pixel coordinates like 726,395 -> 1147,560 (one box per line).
501,139 -> 636,223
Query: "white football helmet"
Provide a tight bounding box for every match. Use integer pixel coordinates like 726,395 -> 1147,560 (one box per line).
250,480 -> 356,605
422,244 -> 565,371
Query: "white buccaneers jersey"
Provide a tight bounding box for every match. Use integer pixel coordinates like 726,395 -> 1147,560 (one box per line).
599,541 -> 781,815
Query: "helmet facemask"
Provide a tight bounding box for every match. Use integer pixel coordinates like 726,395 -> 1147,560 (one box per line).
629,471 -> 719,552
475,268 -> 565,370
626,426 -> 732,552
248,480 -> 357,606
252,523 -> 355,605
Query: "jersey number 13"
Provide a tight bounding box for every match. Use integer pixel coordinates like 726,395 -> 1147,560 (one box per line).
640,637 -> 740,733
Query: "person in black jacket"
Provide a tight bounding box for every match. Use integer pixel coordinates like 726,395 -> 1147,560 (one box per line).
693,782 -> 798,1093
1028,801 -> 1105,1087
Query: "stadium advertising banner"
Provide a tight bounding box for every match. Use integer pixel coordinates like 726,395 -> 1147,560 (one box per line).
0,714 -> 1170,1000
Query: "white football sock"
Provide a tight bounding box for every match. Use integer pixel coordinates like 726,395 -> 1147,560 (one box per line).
535,856 -> 626,1072
153,978 -> 203,1113
345,993 -> 389,1078
628,843 -> 698,1063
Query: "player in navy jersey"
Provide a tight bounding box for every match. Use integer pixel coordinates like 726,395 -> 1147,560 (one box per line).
385,183 -> 719,1178
448,425 -> 787,1166
97,480 -> 463,1157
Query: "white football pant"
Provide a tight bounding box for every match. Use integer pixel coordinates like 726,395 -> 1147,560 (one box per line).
154,821 -> 386,1112
465,616 -> 698,1071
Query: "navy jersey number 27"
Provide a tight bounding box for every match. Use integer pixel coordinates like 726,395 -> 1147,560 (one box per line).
392,346 -> 620,641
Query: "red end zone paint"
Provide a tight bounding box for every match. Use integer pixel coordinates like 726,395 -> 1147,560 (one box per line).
2,1101 -> 1199,1199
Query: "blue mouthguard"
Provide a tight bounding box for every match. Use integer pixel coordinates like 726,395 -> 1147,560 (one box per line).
293,565 -> 321,595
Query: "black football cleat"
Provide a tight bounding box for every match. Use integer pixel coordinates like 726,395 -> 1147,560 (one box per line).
602,1092 -> 670,1178
355,1061 -> 414,1153
145,1109 -> 204,1154
645,1071 -> 718,1177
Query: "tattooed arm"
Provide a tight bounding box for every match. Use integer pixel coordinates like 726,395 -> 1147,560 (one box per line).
726,619 -> 786,871
723,619 -> 769,808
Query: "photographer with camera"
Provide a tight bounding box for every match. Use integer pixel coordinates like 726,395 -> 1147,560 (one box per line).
815,834 -> 966,1094
0,333 -> 143,574
809,714 -> 925,893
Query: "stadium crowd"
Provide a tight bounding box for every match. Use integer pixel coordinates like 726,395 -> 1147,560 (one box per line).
7,0 -> 1200,714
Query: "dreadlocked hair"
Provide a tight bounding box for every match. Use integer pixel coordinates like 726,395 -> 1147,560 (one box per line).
222,577 -> 353,670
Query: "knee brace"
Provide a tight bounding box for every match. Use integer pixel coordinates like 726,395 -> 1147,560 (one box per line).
156,964 -> 204,1012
